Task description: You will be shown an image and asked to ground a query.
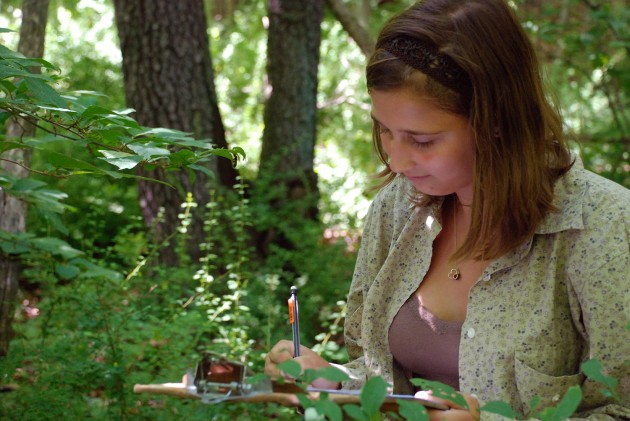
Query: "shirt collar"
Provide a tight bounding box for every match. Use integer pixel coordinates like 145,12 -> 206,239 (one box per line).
535,155 -> 585,234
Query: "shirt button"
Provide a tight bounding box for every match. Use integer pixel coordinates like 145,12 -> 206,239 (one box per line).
483,274 -> 491,281
466,328 -> 476,338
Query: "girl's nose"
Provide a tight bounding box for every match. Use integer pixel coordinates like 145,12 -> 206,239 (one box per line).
387,139 -> 414,174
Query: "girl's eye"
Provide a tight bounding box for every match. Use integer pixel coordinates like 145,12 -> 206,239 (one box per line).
413,140 -> 433,149
412,136 -> 435,149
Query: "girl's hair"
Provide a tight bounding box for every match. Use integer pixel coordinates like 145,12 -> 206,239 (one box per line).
367,0 -> 573,260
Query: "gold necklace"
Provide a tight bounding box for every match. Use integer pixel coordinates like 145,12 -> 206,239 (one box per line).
447,200 -> 461,280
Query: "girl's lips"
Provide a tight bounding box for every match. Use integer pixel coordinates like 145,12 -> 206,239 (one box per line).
406,175 -> 429,181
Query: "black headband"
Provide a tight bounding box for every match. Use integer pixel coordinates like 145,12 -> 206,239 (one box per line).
381,36 -> 472,100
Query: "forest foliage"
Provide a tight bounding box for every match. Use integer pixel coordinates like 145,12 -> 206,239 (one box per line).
0,0 -> 628,420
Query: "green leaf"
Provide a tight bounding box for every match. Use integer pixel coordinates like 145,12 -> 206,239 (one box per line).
231,145 -> 246,159
72,258 -> 122,280
37,105 -> 76,114
187,164 -> 217,179
31,237 -> 83,259
529,395 -> 541,411
0,43 -> 22,58
79,105 -> 119,119
11,177 -> 48,192
171,138 -> 215,149
127,142 -> 171,160
41,149 -> 121,178
98,150 -> 143,170
313,397 -> 343,421
24,77 -> 66,108
0,231 -> 32,254
303,366 -> 350,384
481,401 -> 519,419
90,126 -> 128,143
343,404 -> 368,421
360,376 -> 388,417
277,359 -> 302,379
581,359 -> 619,390
296,393 -> 314,408
0,141 -> 27,154
212,148 -> 236,160
55,263 -> 80,280
134,127 -> 194,140
396,399 -> 429,421
410,379 -> 469,410
537,386 -> 582,421
167,149 -> 197,167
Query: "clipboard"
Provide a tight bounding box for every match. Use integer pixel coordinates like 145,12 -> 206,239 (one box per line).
133,352 -> 449,412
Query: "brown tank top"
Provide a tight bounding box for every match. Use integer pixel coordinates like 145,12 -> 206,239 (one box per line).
388,295 -> 462,390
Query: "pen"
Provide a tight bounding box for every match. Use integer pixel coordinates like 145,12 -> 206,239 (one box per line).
288,286 -> 300,357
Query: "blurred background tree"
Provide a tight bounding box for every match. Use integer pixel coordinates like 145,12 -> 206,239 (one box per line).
0,0 -> 49,357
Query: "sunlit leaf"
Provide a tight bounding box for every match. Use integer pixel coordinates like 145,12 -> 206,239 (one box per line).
410,378 -> 469,410
134,127 -> 194,140
127,142 -> 171,160
98,150 -> 143,170
304,406 -> 326,421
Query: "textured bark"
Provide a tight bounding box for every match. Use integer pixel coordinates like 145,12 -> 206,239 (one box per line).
260,0 -> 324,174
113,0 -> 237,265
0,0 -> 50,357
257,0 -> 324,255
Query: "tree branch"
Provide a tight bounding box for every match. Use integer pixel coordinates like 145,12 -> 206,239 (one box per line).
324,0 -> 375,57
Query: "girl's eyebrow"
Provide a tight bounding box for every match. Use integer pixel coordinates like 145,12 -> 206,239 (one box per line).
370,114 -> 443,136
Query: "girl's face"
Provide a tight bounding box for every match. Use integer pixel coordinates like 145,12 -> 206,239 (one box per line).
370,88 -> 476,204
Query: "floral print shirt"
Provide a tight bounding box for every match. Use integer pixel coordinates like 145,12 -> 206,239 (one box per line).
337,160 -> 630,419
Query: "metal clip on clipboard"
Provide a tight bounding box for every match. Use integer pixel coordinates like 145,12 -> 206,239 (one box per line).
192,352 -> 274,403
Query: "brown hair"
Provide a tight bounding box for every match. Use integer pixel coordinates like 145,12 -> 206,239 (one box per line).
367,0 -> 573,260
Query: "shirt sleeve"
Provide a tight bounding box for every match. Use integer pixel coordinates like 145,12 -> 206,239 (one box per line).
569,250 -> 630,419
339,199 -> 375,390
339,181 -> 402,390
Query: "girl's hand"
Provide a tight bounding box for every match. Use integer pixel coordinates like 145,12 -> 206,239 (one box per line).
264,339 -> 340,389
415,390 -> 480,421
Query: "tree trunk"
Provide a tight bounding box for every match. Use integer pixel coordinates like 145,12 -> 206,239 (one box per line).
256,0 -> 324,256
112,0 -> 237,265
0,0 -> 50,357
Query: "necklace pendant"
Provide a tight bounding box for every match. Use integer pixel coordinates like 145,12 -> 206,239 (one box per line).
448,268 -> 461,280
